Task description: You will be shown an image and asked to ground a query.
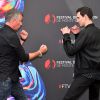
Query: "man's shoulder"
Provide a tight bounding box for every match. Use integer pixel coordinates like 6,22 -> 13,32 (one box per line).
0,25 -> 19,44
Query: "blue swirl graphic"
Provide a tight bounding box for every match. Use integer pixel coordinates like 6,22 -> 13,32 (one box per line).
0,0 -> 25,27
7,62 -> 46,100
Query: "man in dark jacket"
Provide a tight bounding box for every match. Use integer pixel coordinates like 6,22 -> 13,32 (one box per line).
0,9 -> 47,100
61,6 -> 100,100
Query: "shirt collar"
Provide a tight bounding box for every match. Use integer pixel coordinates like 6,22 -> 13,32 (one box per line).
4,24 -> 17,32
85,23 -> 95,28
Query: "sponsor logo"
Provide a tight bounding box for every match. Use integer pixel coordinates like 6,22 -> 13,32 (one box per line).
44,13 -> 98,24
59,83 -> 71,89
44,59 -> 75,70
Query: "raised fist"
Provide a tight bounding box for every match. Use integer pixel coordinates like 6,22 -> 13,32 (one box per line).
70,25 -> 80,34
60,26 -> 71,35
39,44 -> 48,54
19,30 -> 29,41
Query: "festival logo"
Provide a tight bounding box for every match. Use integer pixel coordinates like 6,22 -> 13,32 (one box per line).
44,59 -> 74,70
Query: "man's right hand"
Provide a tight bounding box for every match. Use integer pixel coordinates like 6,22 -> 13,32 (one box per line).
19,30 -> 29,41
70,25 -> 80,34
60,26 -> 71,35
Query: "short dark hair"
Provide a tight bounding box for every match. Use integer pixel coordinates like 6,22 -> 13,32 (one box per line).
76,7 -> 93,20
5,9 -> 23,22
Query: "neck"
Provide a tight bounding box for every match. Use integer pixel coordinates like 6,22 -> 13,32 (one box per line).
85,20 -> 93,27
5,22 -> 15,30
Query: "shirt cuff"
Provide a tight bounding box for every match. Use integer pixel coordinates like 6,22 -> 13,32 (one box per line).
63,34 -> 70,41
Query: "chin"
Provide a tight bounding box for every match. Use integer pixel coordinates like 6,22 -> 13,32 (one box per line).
15,27 -> 20,31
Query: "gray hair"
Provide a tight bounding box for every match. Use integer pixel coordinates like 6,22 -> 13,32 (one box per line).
5,9 -> 23,22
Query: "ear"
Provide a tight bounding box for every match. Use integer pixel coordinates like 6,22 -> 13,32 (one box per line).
84,14 -> 88,19
10,18 -> 16,23
9,19 -> 17,27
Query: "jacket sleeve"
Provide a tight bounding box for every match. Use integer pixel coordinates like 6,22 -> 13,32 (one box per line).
63,30 -> 88,57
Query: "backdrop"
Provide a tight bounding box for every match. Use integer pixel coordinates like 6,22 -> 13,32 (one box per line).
0,0 -> 100,100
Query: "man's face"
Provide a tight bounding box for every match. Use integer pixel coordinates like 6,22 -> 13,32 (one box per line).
12,14 -> 23,31
76,12 -> 85,27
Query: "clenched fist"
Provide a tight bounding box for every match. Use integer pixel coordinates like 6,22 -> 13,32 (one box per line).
60,26 -> 71,35
39,44 -> 48,54
70,25 -> 80,34
19,30 -> 29,41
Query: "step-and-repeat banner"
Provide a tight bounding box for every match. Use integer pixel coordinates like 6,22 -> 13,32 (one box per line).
0,0 -> 100,100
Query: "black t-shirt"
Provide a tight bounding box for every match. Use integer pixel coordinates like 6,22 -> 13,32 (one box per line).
0,25 -> 29,82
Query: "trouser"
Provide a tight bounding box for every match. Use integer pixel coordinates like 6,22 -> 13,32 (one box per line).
89,82 -> 99,100
63,76 -> 100,100
0,77 -> 27,100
